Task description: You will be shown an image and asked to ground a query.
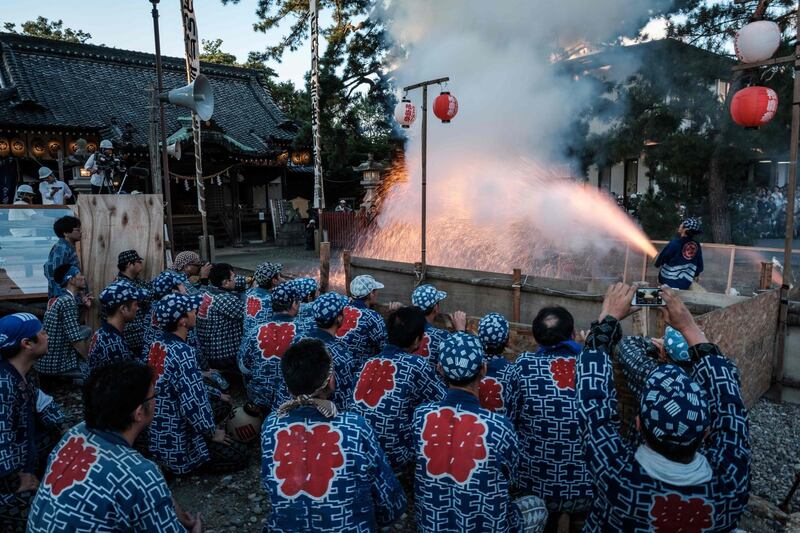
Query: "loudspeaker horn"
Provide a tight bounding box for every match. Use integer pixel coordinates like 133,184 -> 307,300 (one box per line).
167,142 -> 181,160
159,74 -> 215,121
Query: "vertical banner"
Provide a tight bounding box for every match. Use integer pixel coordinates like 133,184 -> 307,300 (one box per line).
310,0 -> 325,211
179,0 -> 210,255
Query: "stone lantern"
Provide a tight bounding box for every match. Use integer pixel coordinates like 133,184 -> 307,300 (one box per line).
353,153 -> 384,212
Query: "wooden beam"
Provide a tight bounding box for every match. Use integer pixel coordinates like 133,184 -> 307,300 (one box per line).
732,53 -> 796,71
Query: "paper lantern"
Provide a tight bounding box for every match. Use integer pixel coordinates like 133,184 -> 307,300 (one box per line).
48,139 -> 61,155
0,138 -> 9,157
735,20 -> 781,63
10,138 -> 25,157
394,98 -> 416,128
31,138 -> 46,157
730,86 -> 779,128
433,91 -> 459,123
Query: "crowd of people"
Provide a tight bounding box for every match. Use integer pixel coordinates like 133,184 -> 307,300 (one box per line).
0,213 -> 751,532
730,185 -> 800,239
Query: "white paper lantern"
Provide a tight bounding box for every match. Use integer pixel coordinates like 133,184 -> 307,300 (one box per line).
735,20 -> 781,64
394,99 -> 417,129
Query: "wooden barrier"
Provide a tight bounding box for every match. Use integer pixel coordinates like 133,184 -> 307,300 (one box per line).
77,194 -> 164,329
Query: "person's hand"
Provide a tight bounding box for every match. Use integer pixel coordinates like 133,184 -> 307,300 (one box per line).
660,286 -> 708,346
200,263 -> 212,279
450,311 -> 467,332
211,428 -> 232,446
219,393 -> 232,404
82,294 -> 93,308
173,498 -> 202,531
17,473 -> 39,493
574,330 -> 588,344
598,283 -> 637,321
386,301 -> 402,312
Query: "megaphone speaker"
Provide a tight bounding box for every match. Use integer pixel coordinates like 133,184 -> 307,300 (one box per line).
167,142 -> 181,160
160,74 -> 215,121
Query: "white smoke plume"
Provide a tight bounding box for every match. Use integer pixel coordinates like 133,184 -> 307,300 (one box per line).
359,0 -> 671,275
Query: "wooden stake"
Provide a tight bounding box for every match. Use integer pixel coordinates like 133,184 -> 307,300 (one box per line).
319,241 -> 331,293
512,268 -> 522,323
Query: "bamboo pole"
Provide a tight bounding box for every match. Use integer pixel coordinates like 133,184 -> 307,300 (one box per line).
319,242 -> 330,294
512,268 -> 522,323
343,250 -> 352,297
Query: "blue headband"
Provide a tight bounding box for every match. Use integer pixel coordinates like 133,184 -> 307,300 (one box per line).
60,265 -> 81,287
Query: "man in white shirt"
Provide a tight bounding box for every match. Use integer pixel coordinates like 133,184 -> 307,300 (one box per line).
84,139 -> 115,194
9,184 -> 41,237
37,168 -> 72,205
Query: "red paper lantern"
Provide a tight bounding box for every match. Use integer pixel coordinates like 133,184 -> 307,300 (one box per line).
433,91 -> 458,123
730,86 -> 778,128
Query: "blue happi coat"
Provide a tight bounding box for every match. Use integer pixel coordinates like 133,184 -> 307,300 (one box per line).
577,316 -> 751,532
410,322 -> 450,365
478,354 -> 520,421
245,314 -> 298,412
38,291 -> 88,375
351,344 -> 445,470
413,389 -> 522,533
28,422 -> 183,532
196,286 -> 244,368
336,299 -> 387,370
295,327 -> 356,410
260,406 -> 406,532
244,287 -> 273,337
113,274 -> 154,355
514,340 -> 591,509
43,238 -> 79,298
655,236 -> 704,290
86,322 -> 133,376
148,332 -> 216,474
294,303 -> 317,339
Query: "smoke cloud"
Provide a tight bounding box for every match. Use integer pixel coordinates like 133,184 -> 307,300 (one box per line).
360,0 -> 672,275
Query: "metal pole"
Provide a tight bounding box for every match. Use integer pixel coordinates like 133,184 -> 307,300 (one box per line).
310,0 -> 326,240
421,84 -> 427,281
151,0 -> 174,256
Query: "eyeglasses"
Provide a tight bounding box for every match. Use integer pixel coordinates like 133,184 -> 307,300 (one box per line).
141,393 -> 157,405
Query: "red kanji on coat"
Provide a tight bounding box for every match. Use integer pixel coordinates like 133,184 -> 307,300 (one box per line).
479,377 -> 504,412
246,296 -> 262,318
335,306 -> 362,337
354,359 -> 396,408
147,342 -> 168,382
197,294 -> 213,318
258,323 -> 296,360
412,334 -> 431,357
273,423 -> 345,499
45,436 -> 98,496
88,332 -> 98,357
650,493 -> 712,533
421,408 -> 487,484
550,357 -> 576,390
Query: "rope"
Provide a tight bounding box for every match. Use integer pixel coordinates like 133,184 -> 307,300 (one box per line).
169,164 -> 237,181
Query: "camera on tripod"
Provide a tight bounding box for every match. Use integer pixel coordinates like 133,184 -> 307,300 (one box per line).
95,152 -> 126,174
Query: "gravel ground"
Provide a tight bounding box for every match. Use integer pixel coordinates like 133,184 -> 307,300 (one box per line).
45,378 -> 800,532
749,398 -> 800,508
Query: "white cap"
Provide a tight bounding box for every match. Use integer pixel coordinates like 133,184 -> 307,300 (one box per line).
38,167 -> 53,180
350,275 -> 385,298
100,139 -> 113,149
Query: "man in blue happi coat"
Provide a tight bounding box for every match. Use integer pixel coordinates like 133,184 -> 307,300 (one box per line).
169,251 -> 210,296
112,250 -> 154,355
294,291 -> 355,410
29,361 -> 201,532
476,313 -> 520,420
413,332 -> 547,533
196,263 -> 245,371
577,283 -> 750,532
293,277 -> 320,337
351,306 -> 445,471
260,339 -> 406,532
87,281 -> 148,375
654,217 -> 704,290
148,294 -> 247,475
245,281 -> 302,413
43,216 -> 82,298
0,314 -> 66,532
514,306 -> 591,519
243,261 -> 282,336
410,284 -> 466,363
336,275 -> 389,369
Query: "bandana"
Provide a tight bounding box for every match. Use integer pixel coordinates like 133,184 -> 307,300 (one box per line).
60,265 -> 81,287
0,313 -> 42,350
276,368 -> 337,419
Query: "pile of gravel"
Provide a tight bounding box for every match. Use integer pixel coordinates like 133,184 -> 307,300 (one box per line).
748,398 -> 800,508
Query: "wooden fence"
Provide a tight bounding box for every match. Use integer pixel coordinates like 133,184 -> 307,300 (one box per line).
320,211 -> 368,249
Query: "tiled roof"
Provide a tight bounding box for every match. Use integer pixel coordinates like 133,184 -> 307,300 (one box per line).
0,33 -> 296,155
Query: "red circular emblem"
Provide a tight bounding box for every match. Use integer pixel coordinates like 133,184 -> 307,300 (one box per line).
682,241 -> 698,261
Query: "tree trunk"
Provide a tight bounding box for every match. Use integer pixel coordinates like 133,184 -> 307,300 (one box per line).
708,145 -> 732,243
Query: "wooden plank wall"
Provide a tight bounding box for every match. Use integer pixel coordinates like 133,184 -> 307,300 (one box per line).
77,194 -> 164,329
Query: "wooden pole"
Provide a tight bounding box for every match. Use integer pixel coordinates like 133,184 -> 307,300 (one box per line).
319,241 -> 330,294
725,247 -> 736,295
57,149 -> 64,182
622,243 -> 630,284
343,250 -> 352,297
420,83 -> 428,284
151,0 -> 173,256
640,251 -> 648,282
512,268 -> 522,323
782,0 -> 800,291
310,0 -> 326,242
